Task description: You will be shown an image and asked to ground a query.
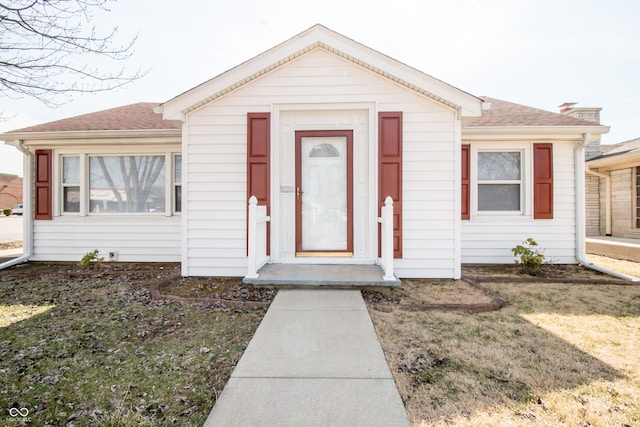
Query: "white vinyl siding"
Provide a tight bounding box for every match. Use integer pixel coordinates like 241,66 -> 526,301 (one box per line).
31,216 -> 181,262
29,141 -> 182,263
462,141 -> 577,264
184,48 -> 458,277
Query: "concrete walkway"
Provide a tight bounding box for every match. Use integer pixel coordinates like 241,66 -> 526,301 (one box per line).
204,289 -> 409,427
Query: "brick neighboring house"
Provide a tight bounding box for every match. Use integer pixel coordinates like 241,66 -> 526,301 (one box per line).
0,173 -> 23,210
586,137 -> 640,239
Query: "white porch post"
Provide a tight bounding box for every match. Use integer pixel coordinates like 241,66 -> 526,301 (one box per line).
246,196 -> 259,279
380,196 -> 395,281
246,196 -> 270,280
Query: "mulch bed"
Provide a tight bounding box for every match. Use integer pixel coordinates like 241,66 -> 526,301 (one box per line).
151,275 -> 276,308
363,263 -> 636,313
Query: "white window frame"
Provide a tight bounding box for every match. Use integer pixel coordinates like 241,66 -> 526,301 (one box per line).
173,154 -> 182,214
56,150 -> 181,217
470,142 -> 532,220
60,155 -> 82,215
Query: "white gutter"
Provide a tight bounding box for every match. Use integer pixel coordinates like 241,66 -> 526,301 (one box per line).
585,166 -> 612,236
575,134 -> 639,281
0,140 -> 33,270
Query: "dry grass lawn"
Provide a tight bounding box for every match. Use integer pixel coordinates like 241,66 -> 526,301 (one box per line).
370,267 -> 640,426
0,262 -> 271,426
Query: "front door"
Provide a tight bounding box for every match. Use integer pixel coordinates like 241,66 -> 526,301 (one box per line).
295,130 -> 353,256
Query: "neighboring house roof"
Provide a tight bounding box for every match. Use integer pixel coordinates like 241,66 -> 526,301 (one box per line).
587,137 -> 640,168
6,103 -> 180,134
599,137 -> 640,156
160,24 -> 484,120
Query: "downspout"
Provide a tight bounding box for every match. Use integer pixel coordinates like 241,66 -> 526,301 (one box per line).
585,166 -> 612,236
0,140 -> 33,270
575,134 -> 639,281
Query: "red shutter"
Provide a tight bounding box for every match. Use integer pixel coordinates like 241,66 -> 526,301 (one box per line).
533,143 -> 553,219
247,113 -> 271,254
378,112 -> 402,258
461,144 -> 470,220
34,149 -> 52,220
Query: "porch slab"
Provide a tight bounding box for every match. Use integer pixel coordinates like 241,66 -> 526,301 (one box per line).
587,236 -> 640,263
243,263 -> 401,287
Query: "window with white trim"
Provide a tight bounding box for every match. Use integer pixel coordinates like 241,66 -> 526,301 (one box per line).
89,155 -> 166,213
62,156 -> 80,213
477,151 -> 522,212
59,153 -> 181,215
174,154 -> 182,213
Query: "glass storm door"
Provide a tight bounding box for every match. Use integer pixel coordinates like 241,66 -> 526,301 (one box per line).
295,130 -> 353,256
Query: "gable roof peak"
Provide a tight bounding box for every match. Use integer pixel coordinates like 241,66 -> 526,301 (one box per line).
160,24 -> 482,120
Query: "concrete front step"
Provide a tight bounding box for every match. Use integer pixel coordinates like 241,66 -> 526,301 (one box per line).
243,263 -> 401,287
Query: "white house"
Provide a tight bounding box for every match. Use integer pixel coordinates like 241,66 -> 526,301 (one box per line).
1,25 -> 609,280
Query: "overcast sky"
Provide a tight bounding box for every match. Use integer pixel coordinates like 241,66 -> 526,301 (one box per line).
1,0 -> 639,176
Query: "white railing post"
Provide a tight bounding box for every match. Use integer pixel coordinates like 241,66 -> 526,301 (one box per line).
246,196 -> 271,280
246,196 -> 259,279
380,196 -> 395,281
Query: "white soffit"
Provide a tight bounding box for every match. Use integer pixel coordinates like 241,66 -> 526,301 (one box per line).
161,24 -> 483,120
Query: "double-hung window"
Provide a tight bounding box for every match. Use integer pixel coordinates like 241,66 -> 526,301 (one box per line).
62,156 -> 81,213
477,151 -> 522,212
174,155 -> 182,213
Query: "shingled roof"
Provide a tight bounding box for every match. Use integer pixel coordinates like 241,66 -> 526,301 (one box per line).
4,97 -> 603,135
6,102 -> 181,134
587,137 -> 640,163
466,97 -> 601,127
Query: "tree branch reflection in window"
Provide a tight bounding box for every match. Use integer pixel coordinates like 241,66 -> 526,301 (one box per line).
89,156 -> 165,213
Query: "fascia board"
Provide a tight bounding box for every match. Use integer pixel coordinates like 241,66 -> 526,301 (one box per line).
1,129 -> 181,144
161,25 -> 483,120
587,151 -> 640,169
463,125 -> 610,139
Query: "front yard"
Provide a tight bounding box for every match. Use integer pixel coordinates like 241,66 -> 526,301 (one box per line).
369,265 -> 640,426
1,259 -> 638,426
0,263 -> 273,426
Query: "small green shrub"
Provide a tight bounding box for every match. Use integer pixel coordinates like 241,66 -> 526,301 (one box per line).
511,238 -> 545,275
78,249 -> 104,269
3,208 -> 11,216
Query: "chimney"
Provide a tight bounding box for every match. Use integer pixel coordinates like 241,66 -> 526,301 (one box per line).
559,102 -> 603,159
559,102 -> 578,114
559,102 -> 602,124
